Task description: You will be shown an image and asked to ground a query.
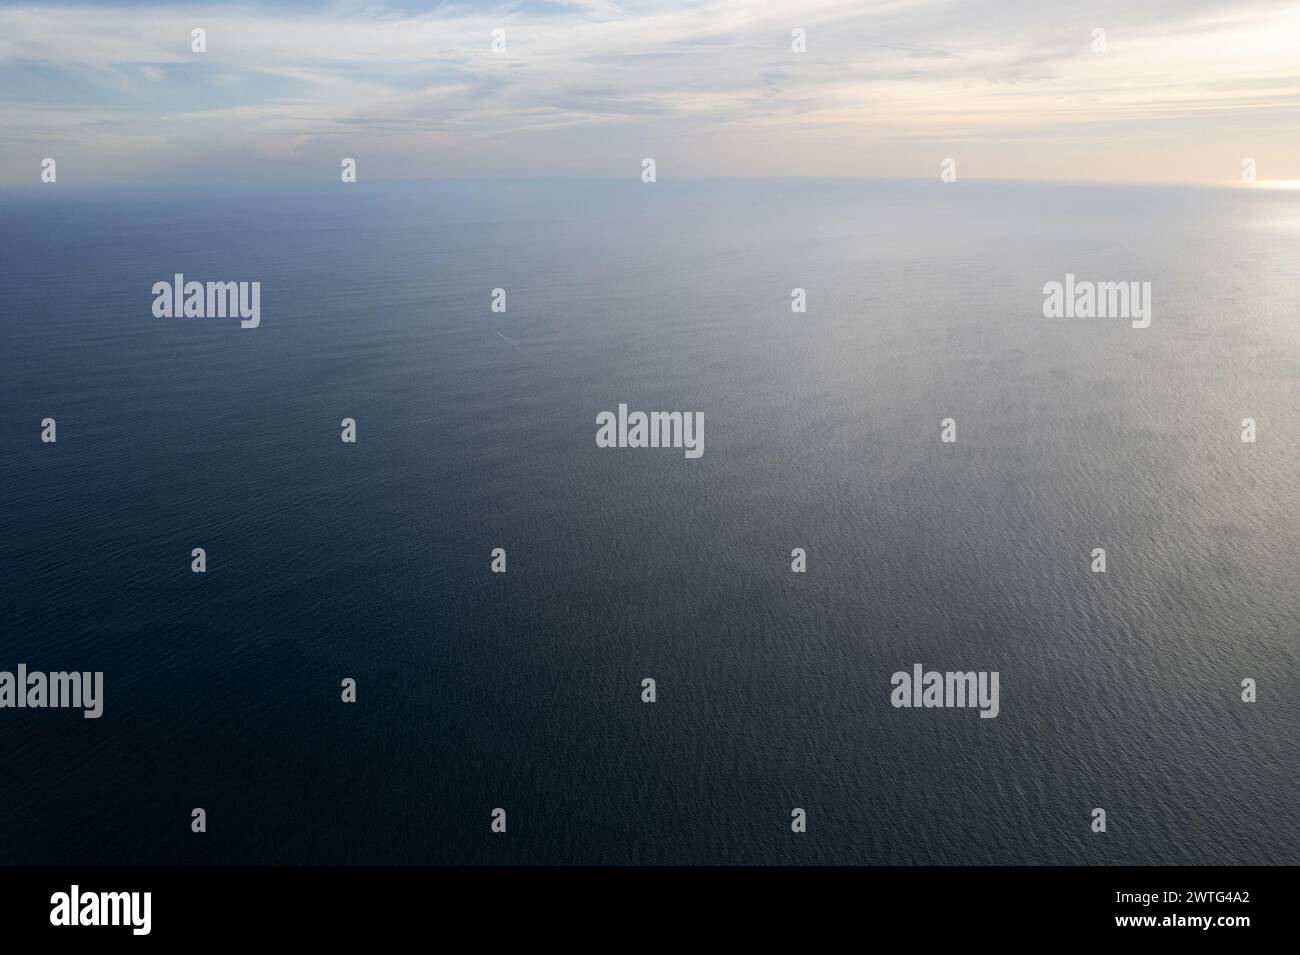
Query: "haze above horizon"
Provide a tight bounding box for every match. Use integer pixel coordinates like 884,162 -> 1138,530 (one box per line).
2,0 -> 1299,186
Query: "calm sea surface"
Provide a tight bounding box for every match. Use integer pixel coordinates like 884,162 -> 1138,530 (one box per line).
1,179 -> 1296,864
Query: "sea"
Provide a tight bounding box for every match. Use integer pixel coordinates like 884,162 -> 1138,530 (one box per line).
1,178 -> 1296,864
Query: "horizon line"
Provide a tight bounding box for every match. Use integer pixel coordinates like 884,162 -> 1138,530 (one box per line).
3,174 -> 1297,193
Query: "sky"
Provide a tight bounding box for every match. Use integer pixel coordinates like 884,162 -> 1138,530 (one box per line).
2,0 -> 1300,185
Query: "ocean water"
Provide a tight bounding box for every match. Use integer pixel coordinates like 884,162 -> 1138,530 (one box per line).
0,178 -> 1296,865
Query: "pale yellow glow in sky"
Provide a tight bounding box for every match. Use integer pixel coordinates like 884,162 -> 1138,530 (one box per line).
1,1 -> 1300,184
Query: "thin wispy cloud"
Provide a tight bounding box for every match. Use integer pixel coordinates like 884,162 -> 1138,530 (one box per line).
2,0 -> 1299,183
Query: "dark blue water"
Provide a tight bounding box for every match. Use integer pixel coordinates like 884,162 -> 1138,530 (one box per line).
2,179 -> 1297,864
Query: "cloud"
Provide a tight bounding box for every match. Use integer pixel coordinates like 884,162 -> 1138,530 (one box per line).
1,0 -> 1299,183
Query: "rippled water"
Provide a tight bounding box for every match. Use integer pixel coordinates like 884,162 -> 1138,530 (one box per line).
1,179 -> 1296,863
